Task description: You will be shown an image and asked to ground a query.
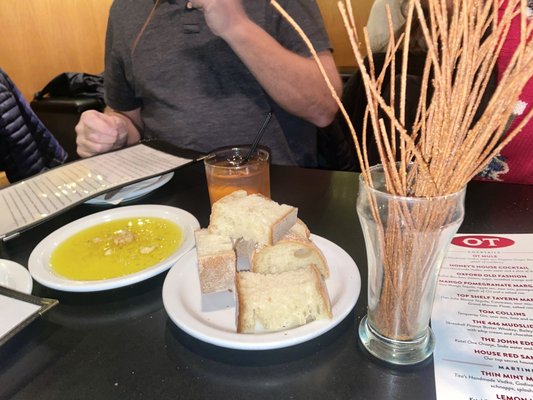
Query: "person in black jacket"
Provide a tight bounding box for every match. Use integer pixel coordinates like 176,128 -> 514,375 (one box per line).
0,68 -> 67,183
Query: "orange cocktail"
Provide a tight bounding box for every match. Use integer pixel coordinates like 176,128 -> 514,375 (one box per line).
204,147 -> 270,205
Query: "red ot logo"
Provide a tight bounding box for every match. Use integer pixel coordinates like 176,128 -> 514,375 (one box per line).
451,235 -> 515,248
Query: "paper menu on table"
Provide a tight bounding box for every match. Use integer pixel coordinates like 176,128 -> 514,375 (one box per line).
0,143 -> 193,241
432,234 -> 533,400
0,287 -> 58,346
0,295 -> 41,339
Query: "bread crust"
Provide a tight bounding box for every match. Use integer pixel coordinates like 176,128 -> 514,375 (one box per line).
235,272 -> 246,333
197,252 -> 236,293
195,229 -> 236,293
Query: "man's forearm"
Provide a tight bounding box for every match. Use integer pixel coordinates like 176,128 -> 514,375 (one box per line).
221,19 -> 342,127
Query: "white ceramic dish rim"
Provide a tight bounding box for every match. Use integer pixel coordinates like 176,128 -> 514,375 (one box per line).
85,172 -> 174,205
28,204 -> 200,292
0,259 -> 33,294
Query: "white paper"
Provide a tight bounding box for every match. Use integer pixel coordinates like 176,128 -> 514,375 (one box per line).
0,144 -> 191,240
0,294 -> 41,339
433,234 -> 533,400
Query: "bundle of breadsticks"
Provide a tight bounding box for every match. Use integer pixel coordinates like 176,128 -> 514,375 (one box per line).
271,0 -> 533,340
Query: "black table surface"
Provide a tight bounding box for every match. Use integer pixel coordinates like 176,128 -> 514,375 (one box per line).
0,162 -> 532,400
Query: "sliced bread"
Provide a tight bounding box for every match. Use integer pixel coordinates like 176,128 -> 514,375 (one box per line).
232,218 -> 322,274
235,264 -> 332,333
251,229 -> 330,278
208,190 -> 297,245
194,229 -> 236,294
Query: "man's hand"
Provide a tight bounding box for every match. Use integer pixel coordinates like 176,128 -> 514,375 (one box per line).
75,110 -> 131,158
188,0 -> 247,38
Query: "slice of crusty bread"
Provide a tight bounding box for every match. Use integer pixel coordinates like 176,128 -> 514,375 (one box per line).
251,229 -> 330,278
236,264 -> 332,333
208,190 -> 297,246
233,219 -> 317,273
194,229 -> 236,293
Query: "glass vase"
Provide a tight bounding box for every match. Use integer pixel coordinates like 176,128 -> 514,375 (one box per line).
356,164 -> 466,365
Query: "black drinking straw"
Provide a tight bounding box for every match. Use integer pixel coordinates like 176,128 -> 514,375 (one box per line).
240,110 -> 273,165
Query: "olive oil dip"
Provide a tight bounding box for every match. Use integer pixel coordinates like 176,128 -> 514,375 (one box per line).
50,217 -> 183,280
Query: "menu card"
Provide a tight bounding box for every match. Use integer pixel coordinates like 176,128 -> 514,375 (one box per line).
432,234 -> 533,400
0,286 -> 58,346
0,143 -> 195,241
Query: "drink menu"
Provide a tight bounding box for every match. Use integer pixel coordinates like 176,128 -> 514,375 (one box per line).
432,234 -> 533,400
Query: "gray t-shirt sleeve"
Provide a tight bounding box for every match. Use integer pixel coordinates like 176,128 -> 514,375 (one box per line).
103,0 -> 144,112
269,0 -> 332,57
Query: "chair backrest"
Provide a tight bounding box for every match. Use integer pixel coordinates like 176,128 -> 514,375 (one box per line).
0,68 -> 68,183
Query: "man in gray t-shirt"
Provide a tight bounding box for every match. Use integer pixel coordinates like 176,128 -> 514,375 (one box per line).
75,0 -> 342,167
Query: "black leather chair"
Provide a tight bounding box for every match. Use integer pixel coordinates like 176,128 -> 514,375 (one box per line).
30,97 -> 104,161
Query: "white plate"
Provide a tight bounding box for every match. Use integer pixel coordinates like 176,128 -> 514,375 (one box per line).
28,205 -> 200,292
162,234 -> 361,350
0,259 -> 33,294
86,172 -> 174,205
